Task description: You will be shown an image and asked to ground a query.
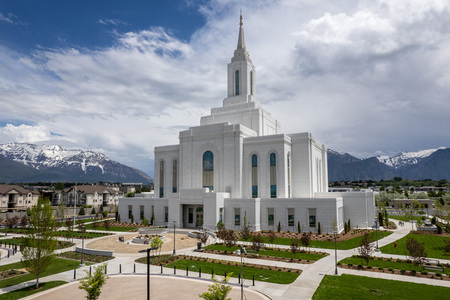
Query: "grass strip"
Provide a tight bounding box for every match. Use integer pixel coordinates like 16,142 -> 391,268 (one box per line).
312,274 -> 450,299
380,233 -> 450,260
0,280 -> 67,300
0,258 -> 88,289
165,259 -> 299,284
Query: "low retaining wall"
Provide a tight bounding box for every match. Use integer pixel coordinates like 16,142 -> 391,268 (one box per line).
75,246 -> 113,257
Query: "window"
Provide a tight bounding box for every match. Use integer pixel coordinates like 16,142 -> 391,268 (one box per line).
288,208 -> 295,226
140,205 -> 144,220
251,154 -> 258,198
159,160 -> 165,198
250,71 -> 253,95
268,208 -> 274,226
270,153 -> 277,198
203,151 -> 214,191
220,208 -> 223,222
164,206 -> 168,223
234,208 -> 241,226
309,208 -> 316,227
172,160 -> 178,193
188,208 -> 193,223
128,205 -> 133,220
235,70 -> 240,95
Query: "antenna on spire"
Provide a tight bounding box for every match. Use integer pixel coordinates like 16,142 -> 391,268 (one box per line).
240,9 -> 243,26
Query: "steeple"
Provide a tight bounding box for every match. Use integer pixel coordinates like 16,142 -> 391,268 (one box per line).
232,13 -> 251,63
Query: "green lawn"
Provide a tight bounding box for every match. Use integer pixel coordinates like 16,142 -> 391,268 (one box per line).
0,281 -> 67,300
0,258 -> 87,289
339,255 -> 450,276
0,238 -> 74,250
83,223 -> 136,232
313,274 -> 450,299
205,244 -> 326,261
164,258 -> 299,284
388,215 -> 426,222
253,231 -> 393,250
380,233 -> 450,260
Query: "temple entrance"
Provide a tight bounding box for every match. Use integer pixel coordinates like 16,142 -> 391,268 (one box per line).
182,205 -> 204,228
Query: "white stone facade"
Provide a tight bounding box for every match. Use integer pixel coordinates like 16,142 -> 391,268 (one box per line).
119,15 -> 375,233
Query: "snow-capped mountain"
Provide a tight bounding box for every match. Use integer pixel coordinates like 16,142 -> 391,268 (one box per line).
328,147 -> 450,181
0,143 -> 152,183
376,147 -> 446,169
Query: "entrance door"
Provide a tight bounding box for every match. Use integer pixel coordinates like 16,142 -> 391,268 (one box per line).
195,207 -> 203,228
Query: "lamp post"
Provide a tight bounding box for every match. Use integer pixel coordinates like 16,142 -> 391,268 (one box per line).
375,217 -> 380,252
333,230 -> 338,275
173,221 -> 176,255
139,247 -> 158,300
80,224 -> 86,266
240,245 -> 246,300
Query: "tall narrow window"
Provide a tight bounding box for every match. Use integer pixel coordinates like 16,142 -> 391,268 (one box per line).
172,160 -> 178,193
309,208 -> 316,228
235,70 -> 240,95
288,208 -> 295,226
251,154 -> 258,198
164,206 -> 168,223
203,151 -> 214,191
270,153 -> 277,198
267,208 -> 274,226
250,71 -> 253,95
159,160 -> 165,198
287,153 -> 291,198
234,208 -> 241,226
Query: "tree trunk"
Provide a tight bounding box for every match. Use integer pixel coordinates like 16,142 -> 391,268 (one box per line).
36,275 -> 40,289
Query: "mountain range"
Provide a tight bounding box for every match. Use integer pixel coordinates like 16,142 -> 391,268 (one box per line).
328,147 -> 450,181
1,142 -> 449,183
0,143 -> 152,183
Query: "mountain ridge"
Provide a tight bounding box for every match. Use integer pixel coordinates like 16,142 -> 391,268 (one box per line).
0,143 -> 152,183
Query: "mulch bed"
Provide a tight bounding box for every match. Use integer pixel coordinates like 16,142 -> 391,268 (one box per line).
0,269 -> 27,280
203,245 -> 328,264
257,228 -> 383,242
339,258 -> 450,281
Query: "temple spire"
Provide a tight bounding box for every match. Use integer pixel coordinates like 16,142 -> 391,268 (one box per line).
232,13 -> 251,63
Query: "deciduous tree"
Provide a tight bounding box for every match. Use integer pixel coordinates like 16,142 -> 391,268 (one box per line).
79,264 -> 109,300
21,197 -> 58,289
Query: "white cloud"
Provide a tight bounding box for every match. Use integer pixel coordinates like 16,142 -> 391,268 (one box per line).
1,0 -> 450,176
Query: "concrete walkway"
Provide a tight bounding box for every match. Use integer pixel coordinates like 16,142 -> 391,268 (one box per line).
1,221 -> 450,299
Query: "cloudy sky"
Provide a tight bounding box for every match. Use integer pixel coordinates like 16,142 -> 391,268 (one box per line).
1,0 -> 450,177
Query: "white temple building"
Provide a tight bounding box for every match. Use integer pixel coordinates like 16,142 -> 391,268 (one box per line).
119,15 -> 375,233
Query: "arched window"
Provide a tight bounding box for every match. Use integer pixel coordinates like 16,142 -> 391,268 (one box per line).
270,153 -> 277,198
235,70 -> 240,95
250,71 -> 253,96
203,151 -> 214,191
287,153 -> 291,198
251,154 -> 258,198
159,160 -> 165,198
172,160 -> 178,193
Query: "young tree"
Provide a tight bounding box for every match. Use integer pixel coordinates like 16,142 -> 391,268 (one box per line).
103,219 -> 111,231
267,230 -> 277,248
20,215 -> 28,228
357,233 -> 374,265
223,229 -> 237,248
197,229 -> 209,247
405,237 -> 427,269
290,238 -> 301,255
199,273 -> 233,300
79,263 -> 109,300
251,233 -> 265,253
150,236 -> 164,256
21,198 -> 58,289
300,233 -> 311,252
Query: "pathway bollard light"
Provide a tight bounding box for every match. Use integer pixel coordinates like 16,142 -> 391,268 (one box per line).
375,217 -> 380,252
138,247 -> 158,300
334,230 -> 338,275
173,222 -> 176,255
